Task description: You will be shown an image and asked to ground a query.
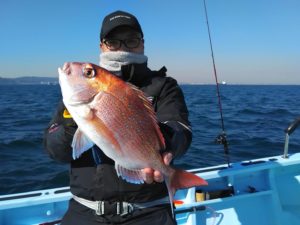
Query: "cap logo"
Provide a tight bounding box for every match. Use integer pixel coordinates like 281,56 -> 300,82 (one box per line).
109,15 -> 131,21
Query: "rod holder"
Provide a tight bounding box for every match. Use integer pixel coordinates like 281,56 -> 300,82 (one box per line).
282,117 -> 300,159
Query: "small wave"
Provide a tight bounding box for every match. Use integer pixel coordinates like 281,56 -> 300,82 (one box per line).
1,137 -> 43,150
238,108 -> 268,115
238,108 -> 292,116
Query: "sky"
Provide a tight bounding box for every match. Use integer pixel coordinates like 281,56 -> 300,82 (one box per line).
0,0 -> 299,84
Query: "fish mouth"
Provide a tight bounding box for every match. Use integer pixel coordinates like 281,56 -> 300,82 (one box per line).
66,94 -> 96,106
59,63 -> 71,75
58,67 -> 66,86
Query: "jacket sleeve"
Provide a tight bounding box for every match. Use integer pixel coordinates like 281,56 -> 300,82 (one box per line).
43,101 -> 77,163
156,77 -> 192,159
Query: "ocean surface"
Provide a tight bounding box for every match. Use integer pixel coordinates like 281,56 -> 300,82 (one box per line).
0,84 -> 299,195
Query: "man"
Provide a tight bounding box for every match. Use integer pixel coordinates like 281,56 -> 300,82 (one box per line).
44,10 -> 192,225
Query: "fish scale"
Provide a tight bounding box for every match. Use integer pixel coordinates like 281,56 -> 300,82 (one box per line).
92,91 -> 157,163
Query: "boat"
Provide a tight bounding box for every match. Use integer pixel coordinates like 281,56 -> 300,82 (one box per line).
0,117 -> 299,225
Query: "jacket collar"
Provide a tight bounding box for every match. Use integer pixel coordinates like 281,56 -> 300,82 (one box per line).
121,63 -> 152,87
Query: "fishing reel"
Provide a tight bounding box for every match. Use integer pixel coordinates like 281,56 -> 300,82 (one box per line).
215,132 -> 230,167
215,132 -> 229,154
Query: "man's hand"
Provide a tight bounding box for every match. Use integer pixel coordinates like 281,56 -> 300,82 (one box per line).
141,152 -> 173,184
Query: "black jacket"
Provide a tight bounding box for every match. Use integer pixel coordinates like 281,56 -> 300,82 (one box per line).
44,63 -> 192,203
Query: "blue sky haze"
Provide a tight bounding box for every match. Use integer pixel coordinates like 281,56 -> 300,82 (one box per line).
0,0 -> 299,84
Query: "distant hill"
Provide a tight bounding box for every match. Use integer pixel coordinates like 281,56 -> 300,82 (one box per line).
0,76 -> 58,85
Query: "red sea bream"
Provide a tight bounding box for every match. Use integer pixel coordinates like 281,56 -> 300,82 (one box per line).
58,62 -> 207,198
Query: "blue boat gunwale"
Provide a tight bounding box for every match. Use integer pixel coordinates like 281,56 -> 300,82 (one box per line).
1,152 -> 300,225
0,187 -> 71,211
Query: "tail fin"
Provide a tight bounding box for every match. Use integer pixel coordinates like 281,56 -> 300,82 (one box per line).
164,169 -> 207,218
167,168 -> 208,197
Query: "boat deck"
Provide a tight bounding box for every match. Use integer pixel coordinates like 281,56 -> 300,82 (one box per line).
1,153 -> 300,225
176,153 -> 300,225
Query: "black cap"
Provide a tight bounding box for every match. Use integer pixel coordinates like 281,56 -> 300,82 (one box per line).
100,10 -> 143,41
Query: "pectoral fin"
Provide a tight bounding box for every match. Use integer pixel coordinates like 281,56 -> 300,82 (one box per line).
72,129 -> 94,159
115,163 -> 144,184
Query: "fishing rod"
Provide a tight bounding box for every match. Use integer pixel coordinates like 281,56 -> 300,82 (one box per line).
202,0 -> 230,167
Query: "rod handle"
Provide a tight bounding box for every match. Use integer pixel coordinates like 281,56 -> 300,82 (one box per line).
285,117 -> 300,135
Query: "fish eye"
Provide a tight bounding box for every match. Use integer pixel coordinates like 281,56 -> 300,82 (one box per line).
83,64 -> 95,78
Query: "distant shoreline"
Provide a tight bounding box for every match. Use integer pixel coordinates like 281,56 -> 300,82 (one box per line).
0,76 -> 299,86
0,76 -> 58,85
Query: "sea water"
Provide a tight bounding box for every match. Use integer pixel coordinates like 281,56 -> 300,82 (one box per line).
0,84 -> 299,194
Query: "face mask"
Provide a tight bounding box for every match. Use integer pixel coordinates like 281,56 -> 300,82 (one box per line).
99,51 -> 148,76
